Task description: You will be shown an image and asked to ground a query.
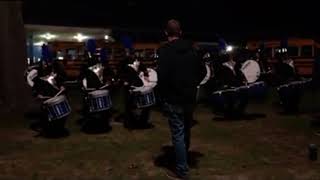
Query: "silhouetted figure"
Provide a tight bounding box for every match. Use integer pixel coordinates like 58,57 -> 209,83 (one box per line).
158,19 -> 203,179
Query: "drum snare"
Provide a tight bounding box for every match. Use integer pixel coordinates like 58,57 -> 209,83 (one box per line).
247,81 -> 267,98
134,89 -> 156,108
88,90 -> 112,112
211,88 -> 238,107
44,95 -> 71,121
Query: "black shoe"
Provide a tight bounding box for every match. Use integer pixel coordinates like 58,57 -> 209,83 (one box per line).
165,169 -> 189,180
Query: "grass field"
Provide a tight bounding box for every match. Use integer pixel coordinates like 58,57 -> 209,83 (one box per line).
1,86 -> 320,180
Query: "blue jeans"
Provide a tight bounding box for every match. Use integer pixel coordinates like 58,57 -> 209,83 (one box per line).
163,102 -> 190,177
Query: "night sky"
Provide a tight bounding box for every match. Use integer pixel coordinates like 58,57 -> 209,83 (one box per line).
23,1 -> 319,42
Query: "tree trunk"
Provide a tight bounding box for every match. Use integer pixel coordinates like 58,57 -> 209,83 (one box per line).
0,1 -> 31,115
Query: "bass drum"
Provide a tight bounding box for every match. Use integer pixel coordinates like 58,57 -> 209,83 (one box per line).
44,95 -> 71,121
241,60 -> 261,83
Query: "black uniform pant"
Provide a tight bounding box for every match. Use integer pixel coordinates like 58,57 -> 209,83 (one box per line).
37,105 -> 68,137
278,85 -> 302,113
124,91 -> 151,129
81,92 -> 112,133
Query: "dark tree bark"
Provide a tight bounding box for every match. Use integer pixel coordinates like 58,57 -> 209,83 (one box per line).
0,1 -> 31,115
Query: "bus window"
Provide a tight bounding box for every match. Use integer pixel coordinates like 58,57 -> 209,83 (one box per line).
301,45 -> 313,57
288,46 -> 299,57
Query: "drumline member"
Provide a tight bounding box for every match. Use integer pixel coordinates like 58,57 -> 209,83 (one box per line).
81,57 -> 113,133
274,51 -> 302,113
131,63 -> 158,128
120,58 -> 155,129
255,49 -> 269,74
26,60 -> 69,137
117,56 -> 143,128
240,53 -> 269,101
211,51 -> 249,117
274,52 -> 298,84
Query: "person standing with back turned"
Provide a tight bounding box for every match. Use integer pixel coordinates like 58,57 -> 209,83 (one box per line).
158,19 -> 203,180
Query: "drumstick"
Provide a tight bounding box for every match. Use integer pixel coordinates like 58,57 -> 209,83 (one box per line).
54,89 -> 64,97
38,95 -> 52,99
99,84 -> 109,89
85,88 -> 96,91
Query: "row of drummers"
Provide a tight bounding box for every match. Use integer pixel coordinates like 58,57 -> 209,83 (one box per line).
25,58 -> 158,136
24,51 -> 311,136
198,51 -> 312,116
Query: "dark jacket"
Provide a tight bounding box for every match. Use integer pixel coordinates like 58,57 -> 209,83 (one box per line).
158,39 -> 203,105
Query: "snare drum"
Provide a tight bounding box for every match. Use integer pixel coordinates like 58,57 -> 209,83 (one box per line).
211,86 -> 249,114
134,89 -> 156,108
87,90 -> 112,112
247,81 -> 267,99
44,95 -> 71,121
235,85 -> 250,108
211,88 -> 238,112
277,81 -> 304,111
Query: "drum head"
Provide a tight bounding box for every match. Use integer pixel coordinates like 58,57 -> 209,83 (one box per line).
44,95 -> 66,104
241,60 -> 261,83
89,90 -> 109,96
139,88 -> 154,94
